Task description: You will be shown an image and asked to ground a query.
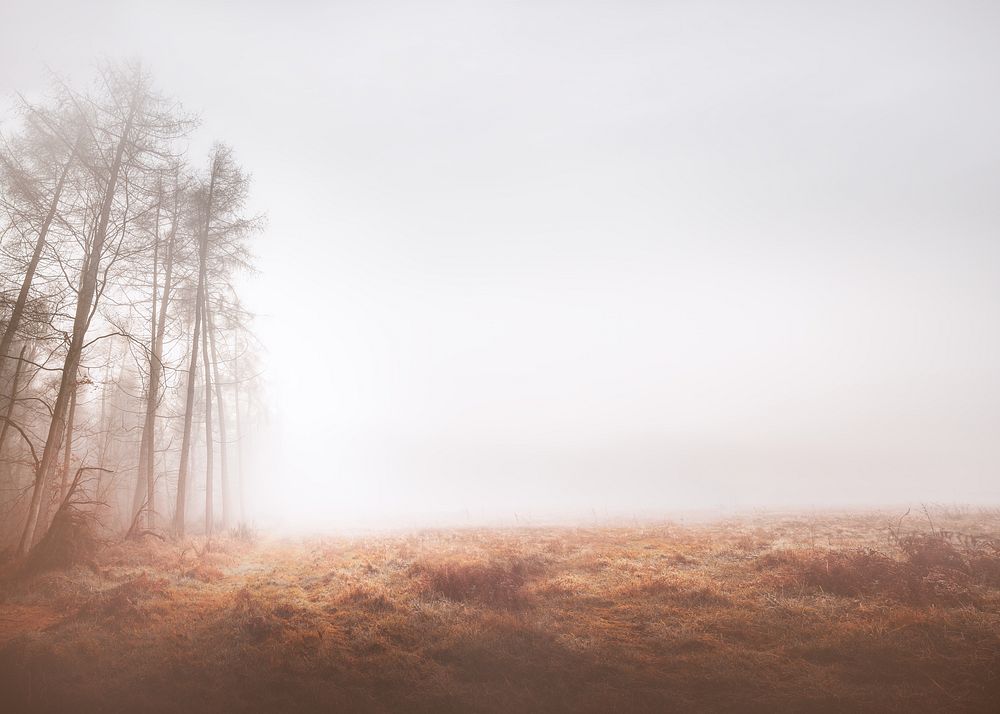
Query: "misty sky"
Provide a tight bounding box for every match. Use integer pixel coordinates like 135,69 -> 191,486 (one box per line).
3,1 -> 1000,526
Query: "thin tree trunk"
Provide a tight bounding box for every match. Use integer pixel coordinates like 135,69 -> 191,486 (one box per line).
174,157 -> 217,537
147,190 -> 177,528
173,295 -> 203,538
18,101 -> 136,556
0,145 -> 76,384
35,373 -> 76,546
94,342 -> 113,508
134,184 -> 178,529
0,344 -> 27,458
233,337 -> 245,525
206,296 -> 230,529
58,379 -> 78,502
132,190 -> 160,522
201,289 -> 214,539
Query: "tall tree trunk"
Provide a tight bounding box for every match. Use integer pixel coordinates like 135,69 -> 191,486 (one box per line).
58,379 -> 78,502
233,337 -> 245,525
174,156 -> 217,537
201,289 -> 215,539
145,215 -> 175,529
132,191 -> 160,523
134,185 -> 178,529
206,296 -> 230,529
148,191 -> 177,526
173,292 -> 203,538
18,99 -> 136,557
93,342 -> 113,509
0,344 -> 27,458
0,145 -> 76,384
35,373 -> 76,546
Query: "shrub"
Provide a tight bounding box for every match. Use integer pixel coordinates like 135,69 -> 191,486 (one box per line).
761,541 -> 988,605
232,586 -> 284,640
229,522 -> 258,544
78,573 -> 171,622
780,548 -> 902,598
338,584 -> 396,612
412,556 -> 544,607
967,548 -> 1000,587
25,509 -> 100,573
182,563 -> 226,582
895,534 -> 967,573
230,585 -> 312,641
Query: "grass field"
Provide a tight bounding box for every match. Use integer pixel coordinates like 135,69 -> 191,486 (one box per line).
2,509 -> 999,713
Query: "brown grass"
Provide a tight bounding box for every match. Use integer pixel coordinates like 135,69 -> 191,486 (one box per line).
76,573 -> 172,623
1,509 -> 999,713
411,555 -> 545,607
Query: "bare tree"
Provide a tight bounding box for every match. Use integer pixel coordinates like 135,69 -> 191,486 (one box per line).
0,65 -> 260,553
132,174 -> 183,529
0,111 -> 80,383
19,65 -> 193,554
206,294 -> 231,529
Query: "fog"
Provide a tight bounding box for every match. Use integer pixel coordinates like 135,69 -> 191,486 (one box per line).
4,0 -> 1000,529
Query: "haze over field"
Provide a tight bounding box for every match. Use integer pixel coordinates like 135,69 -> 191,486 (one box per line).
5,4 -> 1000,714
3,0 -> 1000,529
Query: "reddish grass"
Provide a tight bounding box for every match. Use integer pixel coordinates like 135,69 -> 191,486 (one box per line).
411,555 -> 543,607
77,573 -> 172,623
0,510 -> 999,713
761,527 -> 1000,607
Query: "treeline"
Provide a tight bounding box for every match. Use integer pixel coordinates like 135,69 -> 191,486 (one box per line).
0,63 -> 264,557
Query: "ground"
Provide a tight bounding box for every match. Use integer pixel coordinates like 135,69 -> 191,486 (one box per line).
1,509 -> 999,713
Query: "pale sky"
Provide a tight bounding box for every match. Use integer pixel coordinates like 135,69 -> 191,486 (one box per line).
3,1 -> 1000,527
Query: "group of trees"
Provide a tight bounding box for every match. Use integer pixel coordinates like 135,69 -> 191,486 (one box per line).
0,63 -> 263,557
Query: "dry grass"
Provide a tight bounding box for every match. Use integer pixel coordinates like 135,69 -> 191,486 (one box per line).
411,554 -> 546,607
1,509 -> 999,712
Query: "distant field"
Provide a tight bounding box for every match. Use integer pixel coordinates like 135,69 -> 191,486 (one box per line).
2,510 -> 999,713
